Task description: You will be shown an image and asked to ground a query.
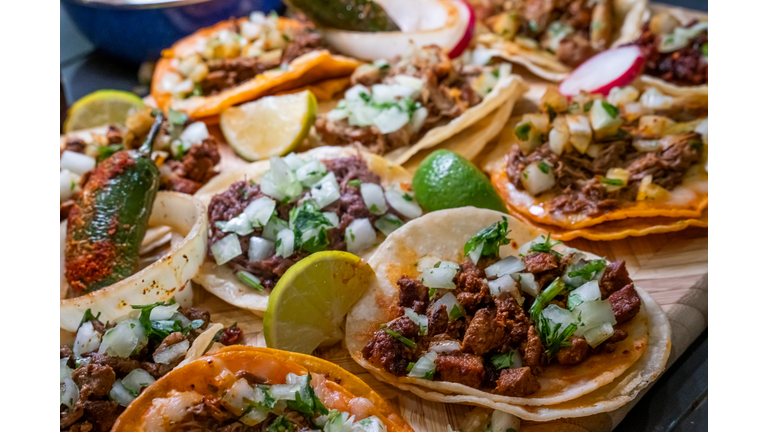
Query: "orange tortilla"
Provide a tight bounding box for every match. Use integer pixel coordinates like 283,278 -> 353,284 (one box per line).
151,17 -> 360,121
112,346 -> 413,432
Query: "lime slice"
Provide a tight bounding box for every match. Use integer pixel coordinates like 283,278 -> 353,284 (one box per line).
64,90 -> 145,133
220,90 -> 317,162
263,251 -> 373,354
413,149 -> 508,213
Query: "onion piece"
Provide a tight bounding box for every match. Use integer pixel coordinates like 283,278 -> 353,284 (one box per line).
180,122 -> 209,145
374,214 -> 404,236
154,339 -> 190,364
485,256 -> 525,278
311,172 -> 341,209
361,183 -> 387,215
60,169 -> 81,202
61,150 -> 96,175
323,0 -> 474,60
385,183 -> 422,219
512,273 -> 539,296
353,416 -> 387,432
345,219 -> 377,254
573,299 -> 617,337
61,378 -> 80,409
282,153 -> 305,171
276,229 -> 295,258
211,234 -> 243,265
244,196 -> 277,228
640,88 -> 674,110
490,410 -> 521,432
420,263 -> 459,289
221,378 -> 256,415
407,351 -> 438,378
73,321 -> 102,357
431,292 -> 464,320
149,302 -> 180,321
99,319 -> 145,358
404,307 -> 428,335
583,321 -> 615,347
428,340 -> 461,353
296,159 -> 327,187
248,237 -> 275,262
109,380 -> 135,407
262,217 -> 288,242
567,280 -> 601,309
521,162 -> 556,195
122,368 -> 156,396
323,212 -> 340,228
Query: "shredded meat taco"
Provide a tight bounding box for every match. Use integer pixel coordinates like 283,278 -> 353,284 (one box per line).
314,45 -> 527,164
471,0 -> 647,81
194,146 -> 425,313
345,208 -> 670,419
483,82 -> 708,230
110,346 -> 414,432
152,13 -> 361,121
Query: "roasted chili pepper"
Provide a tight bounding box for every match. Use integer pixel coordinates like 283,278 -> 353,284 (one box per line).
285,0 -> 400,32
65,113 -> 163,294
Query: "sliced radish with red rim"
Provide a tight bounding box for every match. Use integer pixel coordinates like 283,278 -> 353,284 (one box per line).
559,46 -> 645,96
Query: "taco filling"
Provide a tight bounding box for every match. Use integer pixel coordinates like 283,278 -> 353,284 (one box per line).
60,301 -> 240,431
362,220 -> 642,396
477,0 -> 614,67
207,152 -> 423,291
61,107 -> 221,220
633,15 -> 707,86
314,45 -> 506,155
501,83 -> 707,219
159,12 -> 328,100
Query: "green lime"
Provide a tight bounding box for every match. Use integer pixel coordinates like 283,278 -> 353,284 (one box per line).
263,251 -> 374,354
64,90 -> 145,133
412,150 -> 508,213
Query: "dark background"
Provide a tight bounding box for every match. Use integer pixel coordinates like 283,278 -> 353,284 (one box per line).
59,2 -> 708,430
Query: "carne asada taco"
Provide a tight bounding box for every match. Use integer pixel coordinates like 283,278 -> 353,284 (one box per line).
151,13 -> 361,121
61,107 -> 222,221
471,0 -> 647,81
60,300 -> 241,431
346,208 -> 670,417
314,45 -> 528,165
483,82 -> 708,230
111,346 -> 414,432
193,146 -> 425,313
631,7 -> 707,97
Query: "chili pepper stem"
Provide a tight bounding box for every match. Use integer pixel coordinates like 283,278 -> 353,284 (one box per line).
139,112 -> 164,158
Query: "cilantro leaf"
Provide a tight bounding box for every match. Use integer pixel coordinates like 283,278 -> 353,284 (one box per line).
527,233 -> 562,256
424,369 -> 436,380
289,201 -> 333,253
96,144 -> 124,163
544,103 -> 557,121
348,180 -> 362,187
449,304 -> 464,320
702,43 -> 708,56
568,258 -> 607,280
583,100 -> 594,112
384,328 -> 416,348
267,416 -> 295,432
78,309 -> 101,329
537,161 -> 550,174
515,123 -> 532,141
601,101 -> 619,118
491,351 -> 516,370
600,178 -> 624,186
464,217 -> 512,260
286,373 -> 327,417
537,313 -> 578,360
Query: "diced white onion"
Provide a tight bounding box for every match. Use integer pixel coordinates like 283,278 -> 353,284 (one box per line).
154,339 -> 190,364
417,256 -> 441,272
548,117 -> 570,156
240,405 -> 270,426
327,108 -> 349,121
61,377 -> 79,409
566,115 -> 592,154
296,159 -> 327,187
407,351 -> 437,378
60,169 -> 81,202
488,274 -> 523,305
221,378 -> 256,415
467,240 -> 484,264
180,122 -> 209,145
262,217 -> 288,241
250,11 -> 266,23
323,212 -> 340,228
384,183 -> 422,219
149,303 -> 180,321
409,106 -> 428,132
430,292 -> 464,320
521,162 -> 556,195
352,416 -> 387,432
633,138 -> 662,152
420,265 -> 458,289
404,307 -> 428,335
248,237 -> 275,262
583,321 -> 615,347
428,340 -> 461,353
61,150 -> 96,176
345,84 -> 371,102
695,118 -> 708,144
590,101 -> 622,136
372,84 -> 397,104
74,321 -> 102,358
281,153 -> 303,170
311,172 -> 341,209
394,75 -> 423,91
490,410 -> 521,432
211,234 -> 243,265
326,410 -> 356,432
243,196 -> 276,227
216,213 -> 254,236
374,214 -> 403,235
60,358 -> 73,382
573,299 -> 617,337
567,280 -> 601,309
348,103 -> 381,127
98,319 -> 146,358
122,368 -> 156,395
512,273 -> 539,296
276,229 -> 295,258
361,183 -> 387,215
607,86 -> 640,106
259,175 -> 287,201
345,218 -> 377,254
109,380 -> 135,407
541,304 -> 577,335
374,106 -> 410,134
160,71 -> 182,92
640,88 -> 674,110
270,157 -> 301,195
485,256 -> 526,278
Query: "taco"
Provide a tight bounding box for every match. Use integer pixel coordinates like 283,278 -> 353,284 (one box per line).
345,207 -> 670,419
60,300 -> 240,431
482,81 -> 707,230
631,7 -> 707,97
151,12 -> 361,121
471,0 -> 648,81
193,146 -> 425,313
111,346 -> 414,432
61,107 -> 222,221
313,45 -> 528,165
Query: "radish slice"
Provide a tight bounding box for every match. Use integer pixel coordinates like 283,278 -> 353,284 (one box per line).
559,46 -> 645,96
323,0 -> 474,60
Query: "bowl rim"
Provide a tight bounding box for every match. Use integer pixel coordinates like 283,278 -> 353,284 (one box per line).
60,0 -> 218,10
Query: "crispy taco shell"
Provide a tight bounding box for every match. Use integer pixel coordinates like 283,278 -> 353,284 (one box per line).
151,17 -> 361,121
346,208 -> 666,414
193,146 -> 415,314
112,346 -> 413,432
476,0 -> 647,82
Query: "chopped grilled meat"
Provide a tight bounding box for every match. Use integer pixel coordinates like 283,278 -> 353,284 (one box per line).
609,283 -> 642,324
495,367 -> 541,396
462,308 -> 507,356
434,353 -> 486,388
556,336 -> 591,365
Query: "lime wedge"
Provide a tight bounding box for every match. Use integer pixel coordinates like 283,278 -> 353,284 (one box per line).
64,90 -> 145,133
412,149 -> 508,213
220,90 -> 317,162
263,251 -> 373,354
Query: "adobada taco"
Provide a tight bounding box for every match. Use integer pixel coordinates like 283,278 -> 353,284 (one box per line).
151,13 -> 361,121
345,207 -> 670,418
631,6 -> 708,98
193,146 -> 425,313
482,81 -> 707,230
111,346 -> 414,432
471,0 -> 648,82
313,45 -> 528,165
60,299 -> 239,431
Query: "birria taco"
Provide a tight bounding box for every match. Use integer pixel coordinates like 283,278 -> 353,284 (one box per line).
345,208 -> 670,419
482,81 -> 707,234
471,0 -> 648,81
111,346 -> 414,432
314,45 -> 528,165
193,146 -> 425,313
151,12 -> 361,121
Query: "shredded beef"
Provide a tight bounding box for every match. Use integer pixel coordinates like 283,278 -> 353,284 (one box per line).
72,363 -> 115,399
434,353 -> 485,388
462,308 -> 507,356
160,137 -> 221,194
496,366 -> 541,396
282,33 -> 325,64
626,132 -> 702,188
634,21 -> 708,86
556,337 -> 591,365
556,33 -> 595,68
63,138 -> 87,154
81,400 -> 120,432
609,283 -> 642,324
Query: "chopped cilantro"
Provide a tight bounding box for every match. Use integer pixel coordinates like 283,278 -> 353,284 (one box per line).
569,102 -> 580,113
528,19 -> 539,32
702,43 -> 708,56
537,312 -> 578,360
78,309 -> 101,329
96,143 -> 124,163
545,103 -> 557,121
267,416 -> 295,432
281,34 -> 290,41
491,351 -> 516,370
348,179 -> 362,187
385,328 -> 417,348
131,300 -> 202,341
567,258 -> 607,280
192,82 -> 203,97
600,178 -> 624,186
537,161 -> 550,174
464,217 -> 511,260
583,100 -> 594,112
492,69 -> 500,78
71,181 -> 77,190
601,101 -> 619,118
407,362 -> 415,372
449,304 -> 464,320
286,373 -> 328,417
690,138 -> 704,152
402,193 -> 413,202
515,123 -> 532,141
428,288 -> 437,299
527,233 -> 562,255
424,370 -> 436,380
167,108 -> 188,145
523,172 -> 528,179
359,92 -> 372,103
289,201 -> 334,253
370,204 -> 380,213
237,271 -> 265,291
528,277 -> 565,321
239,187 -> 249,200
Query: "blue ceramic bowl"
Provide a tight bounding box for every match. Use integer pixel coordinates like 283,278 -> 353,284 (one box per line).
61,0 -> 284,64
